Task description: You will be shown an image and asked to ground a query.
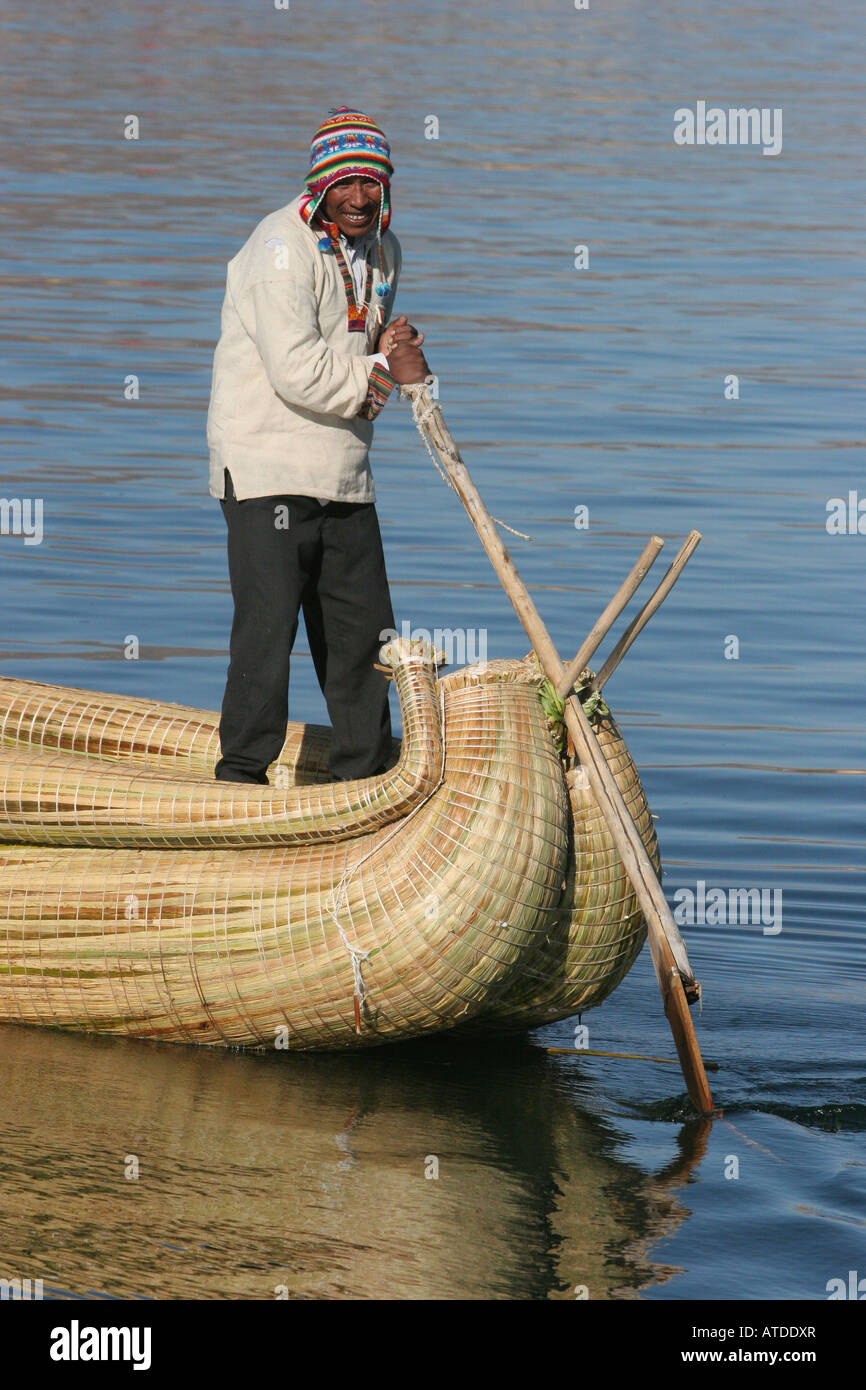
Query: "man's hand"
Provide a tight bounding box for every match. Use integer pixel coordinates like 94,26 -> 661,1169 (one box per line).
376,314 -> 423,356
377,314 -> 431,385
386,341 -> 431,385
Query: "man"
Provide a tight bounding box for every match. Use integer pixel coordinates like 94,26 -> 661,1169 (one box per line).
207,107 -> 429,784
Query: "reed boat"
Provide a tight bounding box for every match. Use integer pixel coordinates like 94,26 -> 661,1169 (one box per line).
0,636 -> 658,1050
0,376 -> 712,1107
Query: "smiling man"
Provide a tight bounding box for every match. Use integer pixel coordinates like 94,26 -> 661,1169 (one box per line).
207,107 -> 428,784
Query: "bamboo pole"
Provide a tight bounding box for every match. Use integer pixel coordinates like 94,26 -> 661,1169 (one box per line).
402,382 -> 715,1116
590,531 -> 702,692
556,536 -> 664,698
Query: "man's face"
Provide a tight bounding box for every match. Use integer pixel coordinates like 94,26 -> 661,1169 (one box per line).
320,176 -> 382,238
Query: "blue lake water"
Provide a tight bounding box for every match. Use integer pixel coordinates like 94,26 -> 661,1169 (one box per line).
0,0 -> 863,1299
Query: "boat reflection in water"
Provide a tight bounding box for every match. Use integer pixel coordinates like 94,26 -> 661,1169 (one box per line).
0,1026 -> 708,1299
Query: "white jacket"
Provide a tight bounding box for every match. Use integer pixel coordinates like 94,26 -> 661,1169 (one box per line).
207,194 -> 401,502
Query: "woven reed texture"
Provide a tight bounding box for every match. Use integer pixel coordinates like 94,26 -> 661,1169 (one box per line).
439,660 -> 659,1035
0,662 -> 569,1048
0,675 -> 331,781
0,640 -> 443,849
470,721 -> 657,1032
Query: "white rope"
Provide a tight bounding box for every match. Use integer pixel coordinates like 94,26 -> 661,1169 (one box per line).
328,891 -> 370,1014
402,380 -> 533,542
324,678 -> 448,1030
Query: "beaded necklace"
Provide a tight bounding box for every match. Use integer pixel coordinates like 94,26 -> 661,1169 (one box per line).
313,201 -> 391,334
336,234 -> 373,333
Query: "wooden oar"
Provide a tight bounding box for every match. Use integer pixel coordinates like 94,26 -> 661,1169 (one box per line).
590,531 -> 701,692
557,535 -> 664,698
402,381 -> 715,1116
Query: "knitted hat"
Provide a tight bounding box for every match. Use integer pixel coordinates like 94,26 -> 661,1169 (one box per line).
299,107 -> 393,238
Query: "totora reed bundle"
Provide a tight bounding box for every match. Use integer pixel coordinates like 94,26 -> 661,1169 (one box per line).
0,639 -> 658,1049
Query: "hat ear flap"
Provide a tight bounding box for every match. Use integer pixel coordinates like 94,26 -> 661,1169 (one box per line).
299,188 -> 326,229
378,184 -> 391,236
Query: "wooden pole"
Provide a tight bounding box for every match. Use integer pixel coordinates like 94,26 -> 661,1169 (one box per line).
403,383 -> 715,1115
556,536 -> 664,698
590,531 -> 702,692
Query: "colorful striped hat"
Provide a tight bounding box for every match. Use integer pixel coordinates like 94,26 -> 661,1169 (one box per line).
299,107 -> 393,236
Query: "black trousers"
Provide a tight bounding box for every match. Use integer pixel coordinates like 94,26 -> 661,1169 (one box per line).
215,469 -> 395,784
